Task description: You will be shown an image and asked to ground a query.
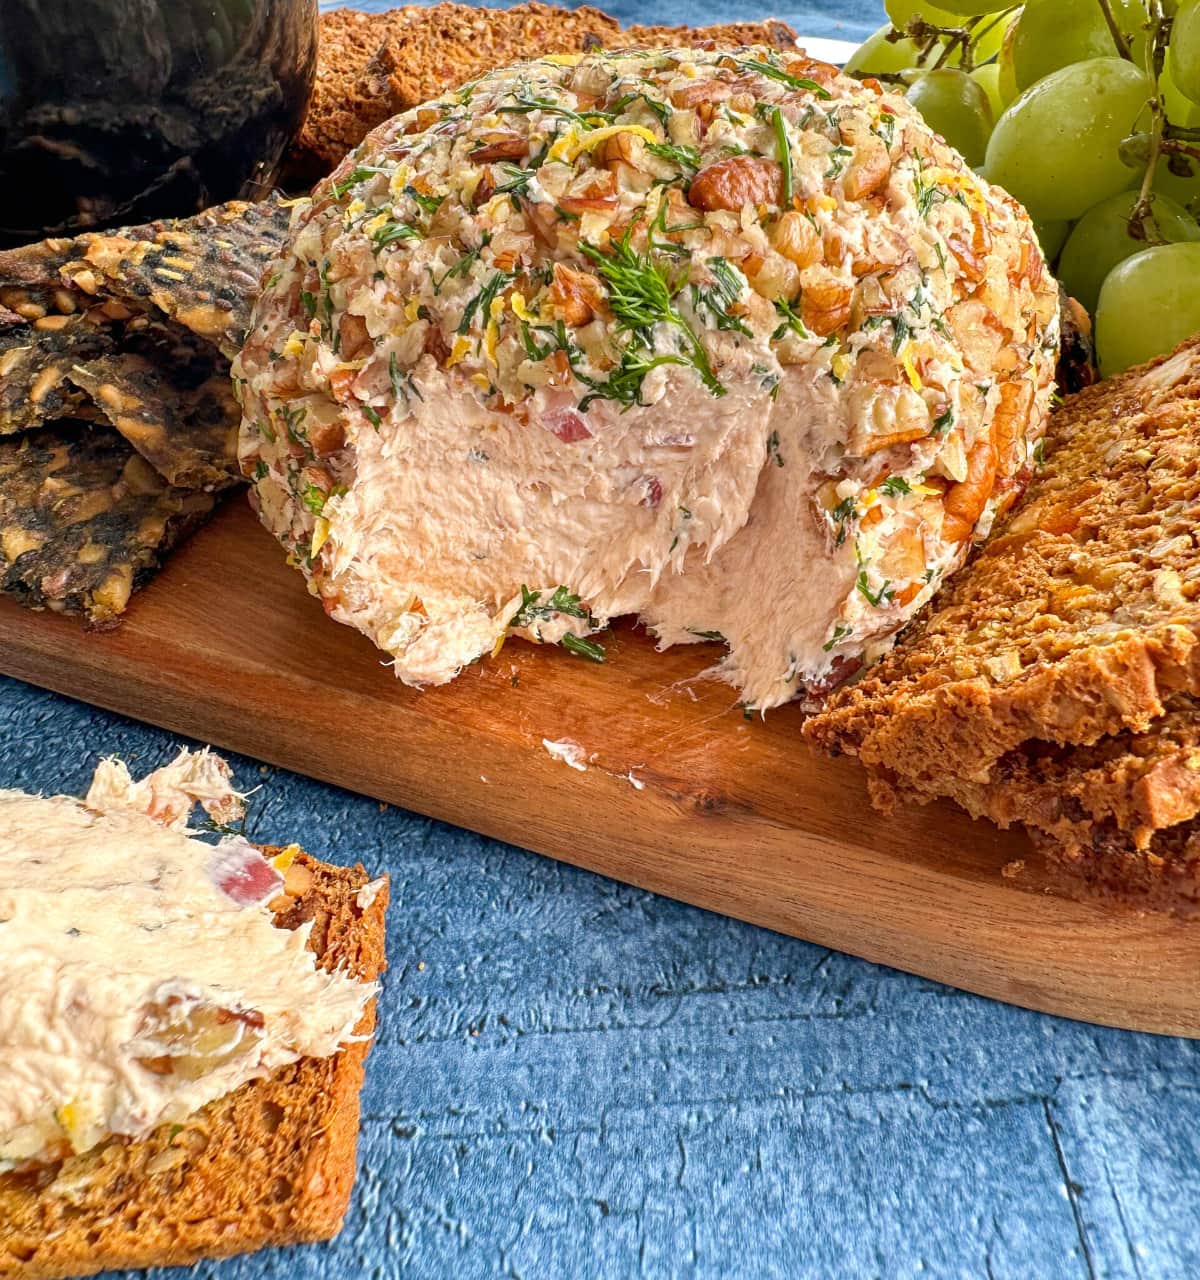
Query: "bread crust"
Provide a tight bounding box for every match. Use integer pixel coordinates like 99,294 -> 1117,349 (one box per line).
805,337 -> 1200,791
0,850 -> 388,1279
288,3 -> 800,178
805,337 -> 1200,913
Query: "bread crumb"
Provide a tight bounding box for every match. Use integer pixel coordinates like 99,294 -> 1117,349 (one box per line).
1001,860 -> 1026,880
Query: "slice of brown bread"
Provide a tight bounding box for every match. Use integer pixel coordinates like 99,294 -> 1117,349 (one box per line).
872,694 -> 1200,850
620,18 -> 798,50
1029,818 -> 1200,918
0,850 -> 388,1279
288,3 -> 799,178
804,335 -> 1200,798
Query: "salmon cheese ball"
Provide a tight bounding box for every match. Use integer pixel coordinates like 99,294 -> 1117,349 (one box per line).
236,46 -> 1060,710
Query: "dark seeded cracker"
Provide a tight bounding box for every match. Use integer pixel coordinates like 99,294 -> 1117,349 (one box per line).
0,314 -> 115,433
61,197 -> 291,359
67,325 -> 241,491
0,421 -> 217,624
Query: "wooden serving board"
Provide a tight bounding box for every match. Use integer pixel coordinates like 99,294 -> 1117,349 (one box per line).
1,500 -> 1197,1037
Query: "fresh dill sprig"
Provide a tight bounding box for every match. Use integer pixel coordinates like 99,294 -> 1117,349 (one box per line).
388,351 -> 423,410
576,349 -> 691,411
645,140 -> 701,172
457,270 -> 515,335
734,58 -> 832,98
510,584 -> 591,629
404,185 -> 445,216
611,90 -> 673,127
371,220 -> 419,251
562,633 -> 606,663
579,229 -> 724,399
879,475 -> 912,497
771,298 -> 811,342
331,165 -> 390,199
856,570 -> 895,608
495,164 -> 536,196
770,107 -> 793,205
825,144 -> 853,181
691,257 -> 752,337
497,92 -> 615,128
430,235 -> 491,294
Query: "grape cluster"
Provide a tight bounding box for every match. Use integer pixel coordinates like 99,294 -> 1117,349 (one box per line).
846,0 -> 1200,375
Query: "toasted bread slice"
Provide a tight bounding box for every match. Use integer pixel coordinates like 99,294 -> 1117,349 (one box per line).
1027,818 -> 1200,918
805,336 -> 1200,797
289,3 -> 799,178
864,693 -> 1200,913
871,694 -> 1200,848
0,850 -> 388,1280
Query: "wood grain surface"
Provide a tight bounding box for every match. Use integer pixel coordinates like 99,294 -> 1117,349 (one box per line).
0,499 -> 1196,1037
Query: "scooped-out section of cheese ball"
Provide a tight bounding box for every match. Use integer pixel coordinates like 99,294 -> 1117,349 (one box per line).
235,47 -> 1060,710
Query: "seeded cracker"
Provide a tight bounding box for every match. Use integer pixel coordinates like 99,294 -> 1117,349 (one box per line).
0,236 -> 81,295
0,422 -> 216,624
0,198 -> 289,440
60,198 -> 292,360
0,313 -> 114,434
67,333 -> 242,491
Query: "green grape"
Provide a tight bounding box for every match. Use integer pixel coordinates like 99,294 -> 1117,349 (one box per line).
884,0 -> 960,25
906,69 -> 993,164
1172,0 -> 1200,106
1095,241 -> 1200,374
984,59 -> 1154,222
885,0 -> 1015,60
996,12 -> 1021,106
970,6 -> 1019,65
971,62 -> 1005,119
1007,0 -> 1146,95
933,0 -> 1014,13
1163,56 -> 1200,127
1033,218 -> 1071,264
844,24 -> 928,77
1058,191 -> 1200,313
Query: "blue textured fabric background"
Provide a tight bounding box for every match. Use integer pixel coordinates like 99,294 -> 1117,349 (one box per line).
3,0 -> 1198,1275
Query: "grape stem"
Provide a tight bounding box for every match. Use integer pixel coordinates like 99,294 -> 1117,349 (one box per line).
1095,0 -> 1134,61
1130,0 -> 1173,240
894,18 -> 977,71
892,7 -> 1019,74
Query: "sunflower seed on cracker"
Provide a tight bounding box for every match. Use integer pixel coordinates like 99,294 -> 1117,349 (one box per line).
0,313 -> 115,434
0,420 -> 217,624
67,345 -> 241,491
60,197 -> 291,358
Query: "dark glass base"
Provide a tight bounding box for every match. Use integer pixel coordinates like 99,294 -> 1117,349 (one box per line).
0,0 -> 317,245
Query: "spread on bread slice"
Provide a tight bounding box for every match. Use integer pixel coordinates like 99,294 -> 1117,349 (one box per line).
0,748 -> 382,1176
0,750 -> 388,1278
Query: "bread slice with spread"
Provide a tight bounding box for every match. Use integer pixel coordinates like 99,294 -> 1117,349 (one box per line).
0,749 -> 388,1278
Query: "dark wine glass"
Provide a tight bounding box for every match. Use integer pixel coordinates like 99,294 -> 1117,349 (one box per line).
0,0 -> 317,246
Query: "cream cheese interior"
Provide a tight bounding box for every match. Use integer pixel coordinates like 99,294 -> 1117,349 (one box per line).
0,750 -> 375,1171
